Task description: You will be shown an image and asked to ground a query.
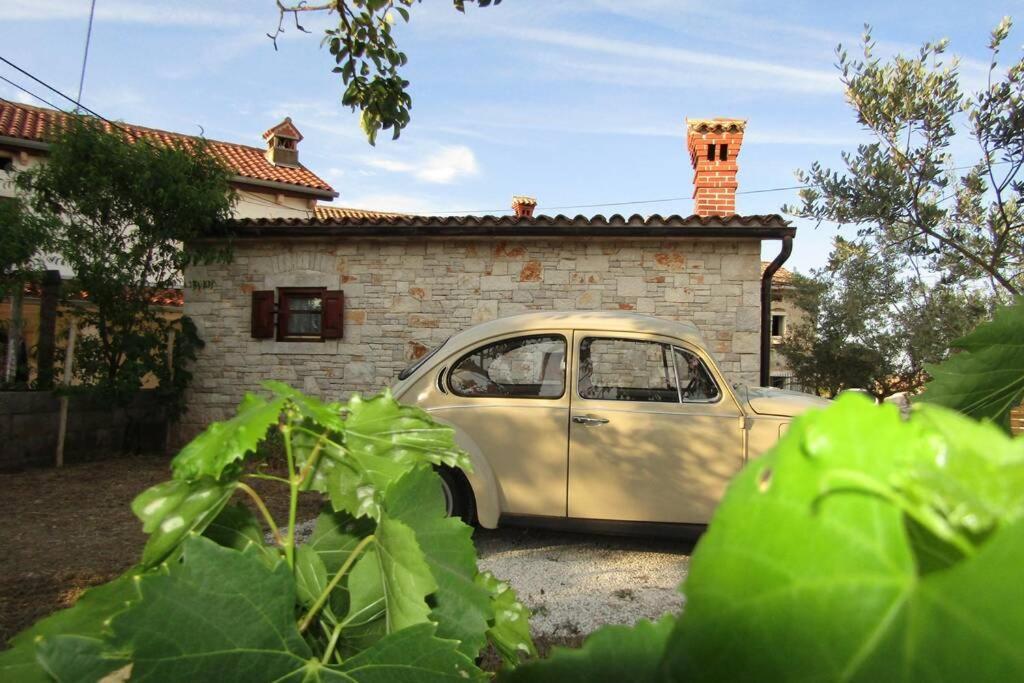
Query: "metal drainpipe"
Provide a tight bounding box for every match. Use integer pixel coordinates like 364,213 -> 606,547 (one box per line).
760,235 -> 793,387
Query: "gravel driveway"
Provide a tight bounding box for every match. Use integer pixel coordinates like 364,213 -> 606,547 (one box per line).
289,520 -> 693,637
475,527 -> 693,637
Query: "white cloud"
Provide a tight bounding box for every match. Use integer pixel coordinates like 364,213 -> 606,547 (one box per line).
363,145 -> 480,184
501,26 -> 841,95
7,0 -> 251,26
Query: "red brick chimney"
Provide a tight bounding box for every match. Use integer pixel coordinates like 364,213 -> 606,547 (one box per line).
686,118 -> 746,217
512,195 -> 537,219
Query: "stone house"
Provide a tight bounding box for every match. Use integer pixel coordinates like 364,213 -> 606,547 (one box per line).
763,263 -> 807,391
180,118 -> 797,437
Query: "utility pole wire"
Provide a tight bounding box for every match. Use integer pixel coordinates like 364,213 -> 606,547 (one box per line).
75,0 -> 98,110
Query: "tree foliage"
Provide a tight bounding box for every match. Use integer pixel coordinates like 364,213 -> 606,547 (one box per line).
0,196 -> 50,294
270,0 -> 501,144
778,237 -> 989,399
787,18 -> 1024,296
16,117 -> 235,404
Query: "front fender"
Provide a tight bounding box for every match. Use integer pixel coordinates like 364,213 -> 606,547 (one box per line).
435,413 -> 503,529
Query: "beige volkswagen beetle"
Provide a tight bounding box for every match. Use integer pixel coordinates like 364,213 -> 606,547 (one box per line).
391,311 -> 827,533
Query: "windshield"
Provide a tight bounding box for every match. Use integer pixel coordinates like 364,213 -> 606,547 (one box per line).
397,338 -> 449,380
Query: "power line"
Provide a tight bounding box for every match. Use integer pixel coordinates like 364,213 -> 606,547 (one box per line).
0,54 -> 137,140
0,76 -> 68,114
76,0 -> 98,108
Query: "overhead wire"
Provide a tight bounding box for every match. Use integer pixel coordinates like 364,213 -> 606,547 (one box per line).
75,0 -> 98,109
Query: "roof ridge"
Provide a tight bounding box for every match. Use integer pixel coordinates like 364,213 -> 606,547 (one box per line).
0,99 -> 334,194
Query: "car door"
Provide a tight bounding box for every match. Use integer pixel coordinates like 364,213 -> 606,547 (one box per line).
567,331 -> 745,525
428,332 -> 571,518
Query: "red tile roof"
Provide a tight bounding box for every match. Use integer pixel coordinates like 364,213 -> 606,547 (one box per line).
314,205 -> 408,220
22,281 -> 183,307
0,100 -> 334,196
762,261 -> 795,285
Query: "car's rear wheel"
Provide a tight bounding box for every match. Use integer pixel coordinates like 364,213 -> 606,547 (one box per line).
436,466 -> 476,525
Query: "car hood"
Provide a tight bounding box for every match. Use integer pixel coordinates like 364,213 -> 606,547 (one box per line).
738,384 -> 831,417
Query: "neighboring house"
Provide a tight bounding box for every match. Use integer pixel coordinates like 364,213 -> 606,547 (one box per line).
0,100 -> 337,218
762,262 -> 808,392
180,118 -> 797,438
0,99 -> 337,382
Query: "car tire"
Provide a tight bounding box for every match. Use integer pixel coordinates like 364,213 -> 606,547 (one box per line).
437,466 -> 476,526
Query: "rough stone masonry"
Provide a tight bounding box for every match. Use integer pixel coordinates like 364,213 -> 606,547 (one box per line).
181,235 -> 763,438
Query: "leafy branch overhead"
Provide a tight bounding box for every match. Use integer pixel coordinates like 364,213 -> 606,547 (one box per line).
270,0 -> 501,144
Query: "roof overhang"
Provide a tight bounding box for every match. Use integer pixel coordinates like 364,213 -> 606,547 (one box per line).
209,214 -> 795,241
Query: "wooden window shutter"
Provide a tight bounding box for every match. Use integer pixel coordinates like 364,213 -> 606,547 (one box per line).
251,291 -> 275,339
322,290 -> 344,339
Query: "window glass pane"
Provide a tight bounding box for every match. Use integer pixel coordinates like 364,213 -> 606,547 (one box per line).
578,338 -> 679,402
287,295 -> 322,336
450,335 -> 565,398
674,347 -> 720,402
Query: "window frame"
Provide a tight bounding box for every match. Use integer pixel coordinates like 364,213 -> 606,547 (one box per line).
771,313 -> 786,338
672,345 -> 723,404
277,287 -> 327,342
574,336 -> 723,405
447,333 -> 568,400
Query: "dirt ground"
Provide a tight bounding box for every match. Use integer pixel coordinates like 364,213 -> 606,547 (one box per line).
0,455 -> 321,645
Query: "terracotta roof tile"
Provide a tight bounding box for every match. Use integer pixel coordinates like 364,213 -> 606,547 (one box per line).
762,261 -> 795,285
0,100 -> 334,195
314,205 -> 408,220
216,213 -> 794,240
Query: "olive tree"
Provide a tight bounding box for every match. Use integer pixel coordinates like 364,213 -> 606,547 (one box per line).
779,238 -> 990,399
788,18 -> 1024,296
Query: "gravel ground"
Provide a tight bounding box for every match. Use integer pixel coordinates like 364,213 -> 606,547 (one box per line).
475,526 -> 692,637
284,520 -> 693,637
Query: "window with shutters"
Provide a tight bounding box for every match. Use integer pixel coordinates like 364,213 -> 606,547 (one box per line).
250,288 -> 344,342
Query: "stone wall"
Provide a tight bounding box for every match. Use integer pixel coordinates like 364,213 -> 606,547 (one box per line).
181,237 -> 763,438
0,390 -> 168,470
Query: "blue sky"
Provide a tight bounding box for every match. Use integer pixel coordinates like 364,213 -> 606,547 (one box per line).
3,0 -> 1017,273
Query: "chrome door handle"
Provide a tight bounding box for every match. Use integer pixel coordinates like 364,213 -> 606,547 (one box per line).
572,415 -> 609,426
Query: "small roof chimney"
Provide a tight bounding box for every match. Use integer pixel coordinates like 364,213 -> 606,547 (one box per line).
512,195 -> 537,219
263,117 -> 304,168
686,118 -> 746,217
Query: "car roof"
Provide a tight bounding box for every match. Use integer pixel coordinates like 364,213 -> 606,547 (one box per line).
447,311 -> 707,348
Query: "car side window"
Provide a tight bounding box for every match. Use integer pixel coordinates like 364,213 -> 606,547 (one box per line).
674,347 -> 720,402
449,335 -> 566,398
578,337 -> 679,402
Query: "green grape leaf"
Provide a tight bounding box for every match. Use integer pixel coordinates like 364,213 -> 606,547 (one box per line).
131,477 -> 237,567
662,395 -> 1024,682
0,569 -> 143,683
109,536 -> 314,680
265,380 -> 346,432
343,391 -> 471,472
476,570 -> 536,667
296,544 -> 331,610
921,298 -> 1024,431
297,391 -> 472,521
500,615 -> 675,683
202,503 -> 280,567
385,466 -> 495,658
373,515 -> 438,632
331,623 -> 485,681
171,391 -> 285,480
308,509 -> 377,574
